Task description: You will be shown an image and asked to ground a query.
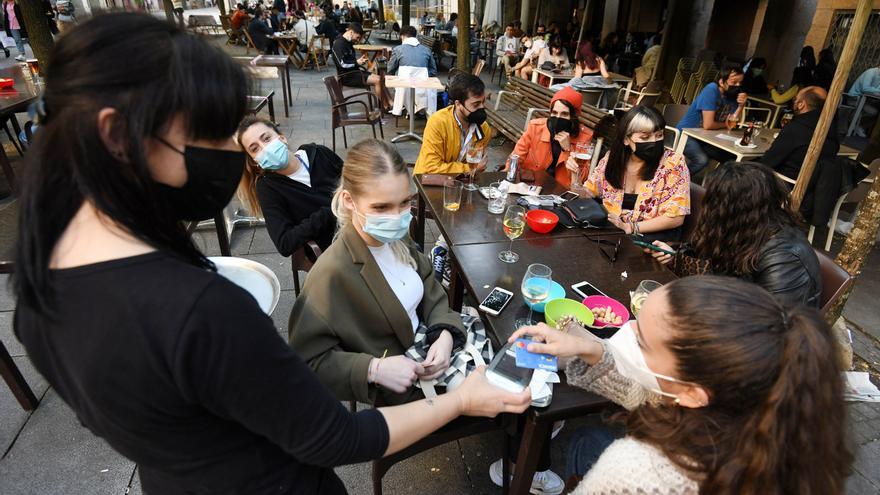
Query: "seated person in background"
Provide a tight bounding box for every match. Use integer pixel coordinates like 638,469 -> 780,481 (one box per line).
676,67 -> 747,175
268,6 -> 282,32
511,34 -> 546,80
443,12 -> 458,31
314,10 -> 337,44
769,66 -> 814,105
230,3 -> 248,34
534,23 -> 548,42
331,23 -> 390,110
633,34 -> 660,88
495,23 -> 521,76
741,57 -> 768,96
387,25 -> 437,77
588,105 -> 690,242
815,48 -> 837,91
511,275 -> 848,494
414,73 -> 491,174
535,39 -> 570,86
848,64 -> 880,137
247,8 -> 279,54
648,161 -> 821,308
503,86 -> 593,189
760,86 -> 837,180
291,10 -> 317,50
236,117 -> 342,255
289,139 -> 467,406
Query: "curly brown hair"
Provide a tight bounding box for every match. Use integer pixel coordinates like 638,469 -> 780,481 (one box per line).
625,276 -> 851,494
690,161 -> 801,276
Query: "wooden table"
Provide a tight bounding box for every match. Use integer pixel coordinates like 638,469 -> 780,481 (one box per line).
675,127 -> 861,162
0,65 -> 39,193
354,43 -> 389,62
447,226 -> 675,495
269,32 -> 305,68
385,75 -> 445,143
251,55 -> 292,118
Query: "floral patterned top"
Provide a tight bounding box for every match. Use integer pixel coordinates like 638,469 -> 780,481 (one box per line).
585,149 -> 691,223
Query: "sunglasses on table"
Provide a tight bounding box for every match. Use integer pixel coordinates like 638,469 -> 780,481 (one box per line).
597,237 -> 621,263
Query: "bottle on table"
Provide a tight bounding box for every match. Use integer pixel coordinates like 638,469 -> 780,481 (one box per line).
740,122 -> 754,146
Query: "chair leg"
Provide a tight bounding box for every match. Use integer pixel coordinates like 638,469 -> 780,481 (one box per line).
349,400 -> 357,412
342,127 -> 348,148
0,341 -> 38,411
371,462 -> 384,495
371,123 -> 377,139
214,213 -> 231,257
293,268 -> 301,296
826,196 -> 847,251
807,225 -> 815,244
378,119 -> 384,140
331,128 -> 336,152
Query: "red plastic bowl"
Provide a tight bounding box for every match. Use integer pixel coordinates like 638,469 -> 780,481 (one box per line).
525,209 -> 559,234
0,78 -> 13,89
582,295 -> 630,328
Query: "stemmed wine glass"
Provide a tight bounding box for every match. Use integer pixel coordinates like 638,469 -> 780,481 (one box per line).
464,142 -> 485,191
725,113 -> 738,135
630,280 -> 662,318
499,205 -> 525,263
515,264 -> 552,328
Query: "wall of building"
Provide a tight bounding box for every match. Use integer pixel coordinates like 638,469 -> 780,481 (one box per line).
753,0 -> 817,86
804,0 -> 880,50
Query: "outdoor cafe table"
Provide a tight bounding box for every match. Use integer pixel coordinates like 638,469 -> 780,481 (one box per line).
452,234 -> 676,494
674,126 -> 861,162
385,75 -> 445,143
529,69 -> 634,97
252,55 -> 292,118
269,32 -> 305,68
354,43 -> 389,62
0,65 -> 39,193
846,92 -> 880,137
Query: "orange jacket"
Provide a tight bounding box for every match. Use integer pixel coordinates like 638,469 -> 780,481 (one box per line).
507,118 -> 594,189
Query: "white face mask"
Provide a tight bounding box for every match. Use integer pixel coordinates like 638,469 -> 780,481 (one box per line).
607,322 -> 683,398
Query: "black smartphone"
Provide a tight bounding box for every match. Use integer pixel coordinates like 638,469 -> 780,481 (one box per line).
631,235 -> 676,255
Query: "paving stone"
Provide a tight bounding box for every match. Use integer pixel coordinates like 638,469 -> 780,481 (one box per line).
0,274 -> 14,311
0,390 -> 134,495
0,356 -> 49,455
853,438 -> 880,488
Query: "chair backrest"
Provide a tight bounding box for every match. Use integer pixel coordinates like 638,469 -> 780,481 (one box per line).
644,80 -> 664,94
291,241 -> 323,295
813,248 -> 855,315
580,89 -> 603,107
323,75 -> 346,104
662,103 -> 690,128
845,159 -> 880,205
209,256 -> 282,315
636,91 -> 661,108
681,182 -> 706,242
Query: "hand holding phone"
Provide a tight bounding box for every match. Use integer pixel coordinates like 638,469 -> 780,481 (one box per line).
631,235 -> 676,255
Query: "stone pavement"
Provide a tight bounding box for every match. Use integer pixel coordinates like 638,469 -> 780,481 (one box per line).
0,31 -> 879,494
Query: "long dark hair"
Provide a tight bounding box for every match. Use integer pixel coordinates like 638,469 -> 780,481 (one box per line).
691,162 -> 801,276
626,276 -> 850,494
576,41 -> 598,71
604,105 -> 665,189
13,13 -> 249,313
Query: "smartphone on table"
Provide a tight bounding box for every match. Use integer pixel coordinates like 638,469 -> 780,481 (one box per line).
478,287 -> 514,316
571,281 -> 606,299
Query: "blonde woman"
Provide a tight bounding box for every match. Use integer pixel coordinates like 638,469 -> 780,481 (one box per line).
236,116 -> 342,255
289,139 -> 466,406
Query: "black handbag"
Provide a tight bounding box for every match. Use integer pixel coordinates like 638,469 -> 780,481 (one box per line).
559,198 -> 608,227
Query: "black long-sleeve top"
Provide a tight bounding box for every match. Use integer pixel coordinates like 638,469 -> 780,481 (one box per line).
760,109 -> 839,180
257,143 -> 341,256
14,251 -> 389,494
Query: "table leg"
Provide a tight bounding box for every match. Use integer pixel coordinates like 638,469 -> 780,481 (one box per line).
391,87 -> 423,143
848,95 -> 867,137
285,63 -> 292,109
280,68 -> 290,119
268,93 -> 276,123
510,415 -> 551,495
531,71 -> 538,84
0,145 -> 16,194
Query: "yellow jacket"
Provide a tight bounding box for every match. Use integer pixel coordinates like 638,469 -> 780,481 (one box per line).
413,106 -> 492,174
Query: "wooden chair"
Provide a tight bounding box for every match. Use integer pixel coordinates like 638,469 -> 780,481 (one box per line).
814,248 -> 856,316
0,199 -> 39,411
306,35 -> 328,71
242,25 -> 260,55
323,75 -> 384,152
680,182 -> 706,242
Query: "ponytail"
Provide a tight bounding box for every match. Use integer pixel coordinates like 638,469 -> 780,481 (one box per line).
703,306 -> 851,495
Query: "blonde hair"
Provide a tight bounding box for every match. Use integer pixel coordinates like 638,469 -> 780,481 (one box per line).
331,139 -> 417,269
234,116 -> 283,218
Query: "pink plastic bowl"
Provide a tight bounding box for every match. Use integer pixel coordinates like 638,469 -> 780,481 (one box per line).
582,295 -> 630,328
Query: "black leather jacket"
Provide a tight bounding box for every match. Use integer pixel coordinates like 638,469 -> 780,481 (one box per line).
747,226 -> 821,308
673,226 -> 821,308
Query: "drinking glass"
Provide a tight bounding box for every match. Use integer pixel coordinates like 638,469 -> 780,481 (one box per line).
443,179 -> 463,212
630,280 -> 662,317
515,264 -> 553,328
752,121 -> 764,143
464,142 -> 486,191
499,205 -> 525,263
725,114 -> 738,134
487,181 -> 507,214
571,141 -> 594,187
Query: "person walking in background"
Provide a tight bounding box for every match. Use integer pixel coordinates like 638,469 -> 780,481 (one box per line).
2,0 -> 27,61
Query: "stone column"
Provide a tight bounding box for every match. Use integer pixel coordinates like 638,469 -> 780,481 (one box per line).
602,0 -> 619,39
520,0 -> 530,28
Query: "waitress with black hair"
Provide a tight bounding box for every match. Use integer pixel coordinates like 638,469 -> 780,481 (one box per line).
504,86 -> 594,189
12,13 -> 530,495
585,105 -> 691,241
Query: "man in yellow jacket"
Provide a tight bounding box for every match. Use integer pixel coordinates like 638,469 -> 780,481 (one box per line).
414,73 -> 492,174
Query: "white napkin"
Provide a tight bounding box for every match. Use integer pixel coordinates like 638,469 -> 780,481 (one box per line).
714,133 -> 741,142
844,372 -> 880,402
501,180 -> 542,196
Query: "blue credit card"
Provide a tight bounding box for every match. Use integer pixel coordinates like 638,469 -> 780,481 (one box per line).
514,339 -> 558,372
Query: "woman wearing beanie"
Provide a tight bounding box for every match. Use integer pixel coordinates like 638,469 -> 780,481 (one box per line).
503,86 -> 595,189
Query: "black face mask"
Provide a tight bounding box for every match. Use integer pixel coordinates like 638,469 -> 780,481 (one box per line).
632,139 -> 664,164
463,104 -> 487,126
547,116 -> 572,135
156,139 -> 246,221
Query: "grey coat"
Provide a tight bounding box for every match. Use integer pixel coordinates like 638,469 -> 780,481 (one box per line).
388,40 -> 437,77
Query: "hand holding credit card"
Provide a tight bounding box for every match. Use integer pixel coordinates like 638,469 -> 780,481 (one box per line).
514,339 -> 558,372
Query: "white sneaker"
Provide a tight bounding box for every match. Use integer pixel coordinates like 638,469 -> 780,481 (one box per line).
834,220 -> 854,236
14,55 -> 25,61
489,459 -> 565,495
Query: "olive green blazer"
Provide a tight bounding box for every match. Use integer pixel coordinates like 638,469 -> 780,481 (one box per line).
288,224 -> 464,405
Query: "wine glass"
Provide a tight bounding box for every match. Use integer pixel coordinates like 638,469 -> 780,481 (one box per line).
516,264 -> 552,328
464,143 -> 485,191
499,205 -> 525,263
752,121 -> 764,143
630,280 -> 662,318
725,114 -> 738,134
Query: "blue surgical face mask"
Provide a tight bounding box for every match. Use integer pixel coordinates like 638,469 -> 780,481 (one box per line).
355,206 -> 413,244
256,137 -> 289,171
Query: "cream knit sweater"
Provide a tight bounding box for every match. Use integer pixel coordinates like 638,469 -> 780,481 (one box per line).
566,344 -> 700,495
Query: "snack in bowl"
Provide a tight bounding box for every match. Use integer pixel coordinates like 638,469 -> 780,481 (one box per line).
591,305 -> 623,326
581,295 -> 630,328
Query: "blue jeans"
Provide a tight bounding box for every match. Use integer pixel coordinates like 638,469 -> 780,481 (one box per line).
10,29 -> 23,55
565,423 -> 623,479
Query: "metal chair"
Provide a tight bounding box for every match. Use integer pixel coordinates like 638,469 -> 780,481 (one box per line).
322,75 -> 385,151
579,89 -> 604,108
739,107 -> 773,127
680,182 -> 706,242
209,256 -> 282,315
813,248 -> 856,316
614,81 -> 662,111
661,103 -> 690,150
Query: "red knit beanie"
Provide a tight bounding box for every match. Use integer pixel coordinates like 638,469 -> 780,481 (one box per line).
550,86 -> 583,115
